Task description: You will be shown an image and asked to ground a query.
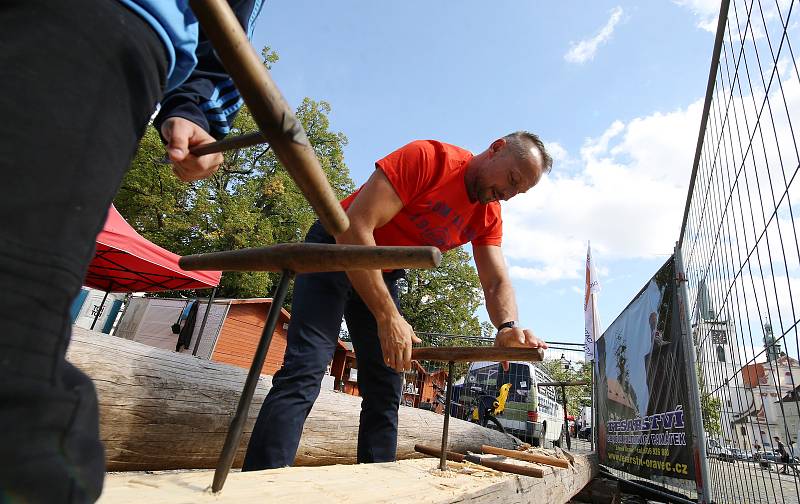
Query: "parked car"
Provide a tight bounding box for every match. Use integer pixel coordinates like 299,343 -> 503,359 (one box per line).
729,448 -> 752,461
707,443 -> 735,463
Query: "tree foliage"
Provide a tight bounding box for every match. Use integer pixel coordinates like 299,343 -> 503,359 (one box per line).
537,359 -> 593,417
398,246 -> 484,336
115,48 -> 354,301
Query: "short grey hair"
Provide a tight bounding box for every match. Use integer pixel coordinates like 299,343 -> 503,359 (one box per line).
503,131 -> 553,174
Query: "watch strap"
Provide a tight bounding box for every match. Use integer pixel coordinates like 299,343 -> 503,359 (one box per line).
497,320 -> 517,331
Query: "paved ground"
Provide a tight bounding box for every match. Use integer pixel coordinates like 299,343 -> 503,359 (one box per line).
706,458 -> 800,504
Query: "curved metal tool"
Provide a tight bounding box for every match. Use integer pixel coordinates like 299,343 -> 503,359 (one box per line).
180,243 -> 442,273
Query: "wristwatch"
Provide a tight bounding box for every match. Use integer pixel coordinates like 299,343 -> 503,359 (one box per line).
497,320 -> 517,332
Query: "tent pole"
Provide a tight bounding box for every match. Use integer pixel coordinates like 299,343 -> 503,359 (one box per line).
192,286 -> 218,356
90,288 -> 111,330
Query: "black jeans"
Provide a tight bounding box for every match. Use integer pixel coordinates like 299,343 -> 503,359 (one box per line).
242,221 -> 405,469
0,1 -> 166,502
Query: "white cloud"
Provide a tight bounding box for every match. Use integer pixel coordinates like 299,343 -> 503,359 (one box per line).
674,0 -> 793,35
564,6 -> 624,64
503,99 -> 702,285
673,0 -> 719,33
544,141 -> 570,165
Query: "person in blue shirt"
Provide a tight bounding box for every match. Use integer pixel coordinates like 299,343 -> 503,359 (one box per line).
0,1 -> 263,502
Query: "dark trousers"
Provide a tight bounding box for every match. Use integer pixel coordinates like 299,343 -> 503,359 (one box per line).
0,1 -> 166,502
243,221 -> 405,469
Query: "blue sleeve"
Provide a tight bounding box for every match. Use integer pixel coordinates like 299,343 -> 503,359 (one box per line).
153,0 -> 266,139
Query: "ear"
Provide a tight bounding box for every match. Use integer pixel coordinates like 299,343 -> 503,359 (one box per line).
489,138 -> 506,153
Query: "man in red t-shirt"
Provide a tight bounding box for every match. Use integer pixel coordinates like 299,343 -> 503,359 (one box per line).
244,131 -> 553,470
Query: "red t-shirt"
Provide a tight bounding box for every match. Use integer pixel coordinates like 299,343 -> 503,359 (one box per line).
341,140 -> 502,251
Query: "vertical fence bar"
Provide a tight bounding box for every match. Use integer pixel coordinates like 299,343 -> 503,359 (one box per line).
676,246 -> 713,504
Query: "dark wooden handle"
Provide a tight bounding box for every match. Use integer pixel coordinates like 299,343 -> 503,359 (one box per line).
481,444 -> 569,468
189,131 -> 267,156
414,444 -> 464,462
179,243 -> 442,273
189,0 -> 348,236
411,346 -> 545,362
464,454 -> 544,478
414,445 -> 543,478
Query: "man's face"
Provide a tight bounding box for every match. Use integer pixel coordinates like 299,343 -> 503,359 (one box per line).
468,139 -> 543,204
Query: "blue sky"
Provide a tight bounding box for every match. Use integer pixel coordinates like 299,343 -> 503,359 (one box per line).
251,1 -> 722,361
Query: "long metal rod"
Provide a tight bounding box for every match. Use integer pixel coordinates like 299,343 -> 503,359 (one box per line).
192,286 -> 218,356
189,0 -> 348,236
675,247 -> 712,504
561,385 -> 571,450
439,360 -> 455,471
590,359 -> 595,452
677,0 -> 730,249
180,243 -> 441,274
212,270 -> 293,493
190,131 -> 266,156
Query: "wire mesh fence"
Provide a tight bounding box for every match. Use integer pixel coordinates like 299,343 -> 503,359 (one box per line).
678,0 -> 800,502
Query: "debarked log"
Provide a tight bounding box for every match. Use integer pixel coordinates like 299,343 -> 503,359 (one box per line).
67,326 -> 518,471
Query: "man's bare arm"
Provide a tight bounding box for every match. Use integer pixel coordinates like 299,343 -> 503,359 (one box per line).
335,169 -> 420,372
473,245 -> 547,349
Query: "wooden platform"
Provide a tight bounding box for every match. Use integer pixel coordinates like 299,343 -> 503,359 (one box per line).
99,453 -> 598,504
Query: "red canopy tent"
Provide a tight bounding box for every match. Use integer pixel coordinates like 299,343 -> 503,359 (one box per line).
85,205 -> 221,293
83,205 -> 222,331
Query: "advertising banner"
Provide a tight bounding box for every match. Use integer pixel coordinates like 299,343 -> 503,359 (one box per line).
596,256 -> 698,481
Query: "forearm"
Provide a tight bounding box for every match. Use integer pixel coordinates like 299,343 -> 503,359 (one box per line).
484,279 -> 519,328
335,226 -> 399,322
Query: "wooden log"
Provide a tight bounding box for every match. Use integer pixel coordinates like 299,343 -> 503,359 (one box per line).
411,346 -> 545,362
66,327 -> 518,471
98,455 -> 599,504
179,243 -> 442,273
189,0 -> 348,235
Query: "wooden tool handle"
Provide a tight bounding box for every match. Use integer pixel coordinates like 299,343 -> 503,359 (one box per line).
464,454 -> 544,478
189,0 -> 348,236
179,243 -> 442,273
190,131 -> 267,156
411,346 -> 545,362
414,445 -> 543,478
414,444 -> 464,462
481,445 -> 570,468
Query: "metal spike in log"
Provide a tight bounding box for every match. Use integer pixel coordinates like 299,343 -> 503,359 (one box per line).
188,0 -> 348,236
179,243 -> 442,273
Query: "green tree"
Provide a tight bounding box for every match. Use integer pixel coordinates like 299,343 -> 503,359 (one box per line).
398,246 -> 489,376
697,363 -> 722,436
115,48 -> 354,302
537,358 -> 593,418
399,246 -> 483,336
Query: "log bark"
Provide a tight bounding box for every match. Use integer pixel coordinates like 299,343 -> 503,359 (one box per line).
67,327 -> 518,471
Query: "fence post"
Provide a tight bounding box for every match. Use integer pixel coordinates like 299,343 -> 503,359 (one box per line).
675,245 -> 712,504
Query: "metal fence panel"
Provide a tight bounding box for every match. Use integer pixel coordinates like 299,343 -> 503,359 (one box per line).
679,0 -> 800,502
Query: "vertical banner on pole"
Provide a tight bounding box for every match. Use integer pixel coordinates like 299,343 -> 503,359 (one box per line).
585,242 -> 601,452
584,242 -> 601,362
